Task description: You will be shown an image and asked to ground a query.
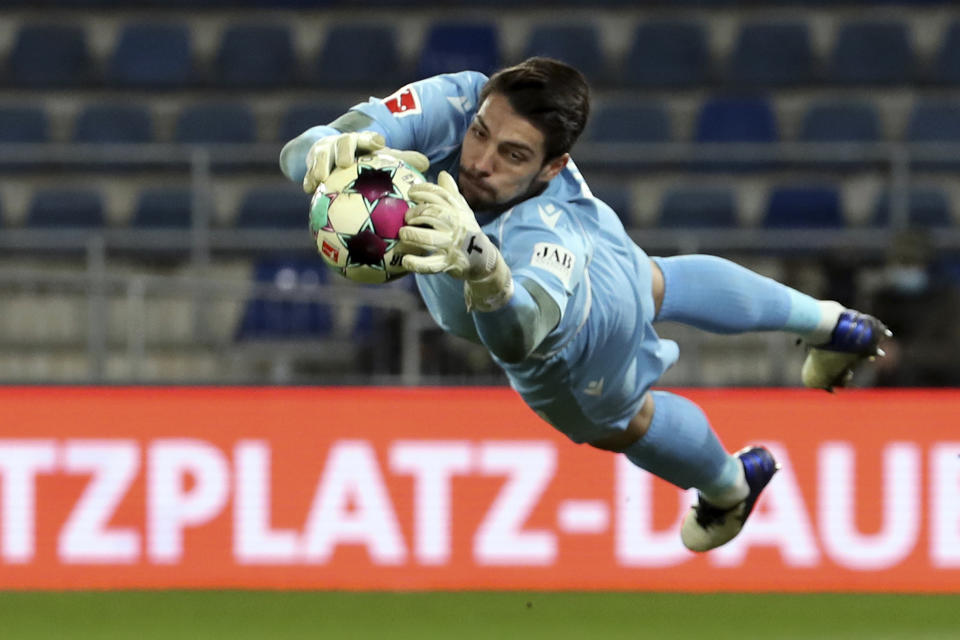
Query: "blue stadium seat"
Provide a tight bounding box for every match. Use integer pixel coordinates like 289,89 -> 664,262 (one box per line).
763,185 -> 844,228
416,22 -> 499,77
27,188 -> 104,228
586,101 -> 671,142
73,104 -> 153,143
9,24 -> 91,88
107,23 -> 193,88
871,187 -> 952,227
728,22 -> 814,86
175,103 -> 256,143
0,106 -> 48,142
828,21 -> 915,85
215,24 -> 295,87
906,100 -> 960,141
521,24 -> 606,85
621,21 -> 709,87
278,101 -> 354,142
799,100 -> 880,142
131,188 -> 193,228
315,24 -> 404,88
659,186 -> 738,227
695,97 -> 778,142
235,186 -> 310,228
932,21 -> 960,84
236,258 -> 334,340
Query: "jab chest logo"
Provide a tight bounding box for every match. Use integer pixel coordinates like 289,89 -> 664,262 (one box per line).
531,242 -> 575,288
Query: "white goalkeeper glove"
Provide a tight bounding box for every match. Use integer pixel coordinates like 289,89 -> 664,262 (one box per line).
302,131 -> 430,193
400,171 -> 514,312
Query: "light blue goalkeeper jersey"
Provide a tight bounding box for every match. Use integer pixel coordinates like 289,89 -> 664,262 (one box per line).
281,72 -> 679,444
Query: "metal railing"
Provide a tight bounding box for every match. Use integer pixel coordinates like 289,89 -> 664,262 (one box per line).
2,140 -> 956,384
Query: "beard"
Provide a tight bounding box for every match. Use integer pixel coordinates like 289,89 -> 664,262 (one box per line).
459,169 -> 549,216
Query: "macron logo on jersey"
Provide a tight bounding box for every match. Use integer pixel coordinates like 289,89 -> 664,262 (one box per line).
531,242 -> 575,288
538,203 -> 562,229
447,96 -> 471,114
383,86 -> 422,118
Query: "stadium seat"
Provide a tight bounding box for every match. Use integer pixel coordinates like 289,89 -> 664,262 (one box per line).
236,258 -> 334,340
827,21 -> 915,85
799,100 -> 880,142
763,185 -> 844,228
235,186 -> 310,228
659,186 -> 738,227
932,21 -> 960,84
586,101 -> 671,143
905,101 -> 960,168
215,24 -> 295,87
727,22 -> 814,87
0,106 -> 48,142
26,188 -> 104,228
871,187 -> 952,227
906,100 -> 960,141
174,103 -> 256,144
278,101 -> 355,142
416,22 -> 500,77
621,20 -> 710,87
107,23 -> 193,88
131,188 -> 193,228
695,97 -> 778,142
72,104 -> 153,143
9,24 -> 91,88
315,24 -> 405,89
521,24 -> 607,85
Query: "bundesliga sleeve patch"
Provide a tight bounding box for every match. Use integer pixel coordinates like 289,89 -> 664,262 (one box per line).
382,85 -> 422,118
530,242 -> 575,288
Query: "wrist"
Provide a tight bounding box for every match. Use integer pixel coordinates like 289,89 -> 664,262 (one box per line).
464,250 -> 514,312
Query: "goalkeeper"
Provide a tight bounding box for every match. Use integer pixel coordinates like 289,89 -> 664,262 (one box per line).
280,57 -> 889,552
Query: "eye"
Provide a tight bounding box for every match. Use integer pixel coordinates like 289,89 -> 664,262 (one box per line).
471,124 -> 487,139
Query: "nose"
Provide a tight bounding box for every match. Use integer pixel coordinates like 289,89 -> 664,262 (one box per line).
471,144 -> 496,176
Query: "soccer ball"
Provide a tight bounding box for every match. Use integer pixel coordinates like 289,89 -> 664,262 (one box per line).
309,152 -> 426,284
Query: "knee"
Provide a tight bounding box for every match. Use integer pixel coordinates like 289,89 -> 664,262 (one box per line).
587,392 -> 655,452
650,259 -> 665,318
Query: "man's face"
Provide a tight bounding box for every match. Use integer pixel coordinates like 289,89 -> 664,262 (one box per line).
458,92 -> 568,212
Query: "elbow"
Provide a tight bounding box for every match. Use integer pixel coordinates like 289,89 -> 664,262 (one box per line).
492,346 -> 527,365
485,330 -> 534,364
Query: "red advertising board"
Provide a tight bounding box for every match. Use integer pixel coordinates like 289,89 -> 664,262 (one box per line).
2,387 -> 958,591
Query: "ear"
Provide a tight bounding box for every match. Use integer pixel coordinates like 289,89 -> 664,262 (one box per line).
538,153 -> 569,182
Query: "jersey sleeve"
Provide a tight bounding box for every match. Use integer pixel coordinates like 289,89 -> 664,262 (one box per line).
279,71 -> 486,184
352,71 -> 487,166
496,199 -> 591,320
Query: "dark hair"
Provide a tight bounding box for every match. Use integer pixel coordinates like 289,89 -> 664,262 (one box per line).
479,57 -> 590,162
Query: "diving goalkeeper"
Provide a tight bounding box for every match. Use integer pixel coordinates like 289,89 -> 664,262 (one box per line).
279,57 -> 889,552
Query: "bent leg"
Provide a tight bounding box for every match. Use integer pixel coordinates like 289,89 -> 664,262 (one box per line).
651,255 -> 838,341
595,390 -> 747,507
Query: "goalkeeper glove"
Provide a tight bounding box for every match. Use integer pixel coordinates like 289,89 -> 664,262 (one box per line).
302,131 -> 430,193
400,171 -> 515,312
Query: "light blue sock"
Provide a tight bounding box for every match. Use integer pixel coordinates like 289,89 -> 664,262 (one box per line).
622,390 -> 741,494
654,255 -> 823,335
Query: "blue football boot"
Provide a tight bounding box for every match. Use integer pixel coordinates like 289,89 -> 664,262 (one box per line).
680,446 -> 780,552
801,309 -> 892,391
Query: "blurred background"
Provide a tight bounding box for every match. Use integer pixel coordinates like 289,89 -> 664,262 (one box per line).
2,0 -> 960,388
